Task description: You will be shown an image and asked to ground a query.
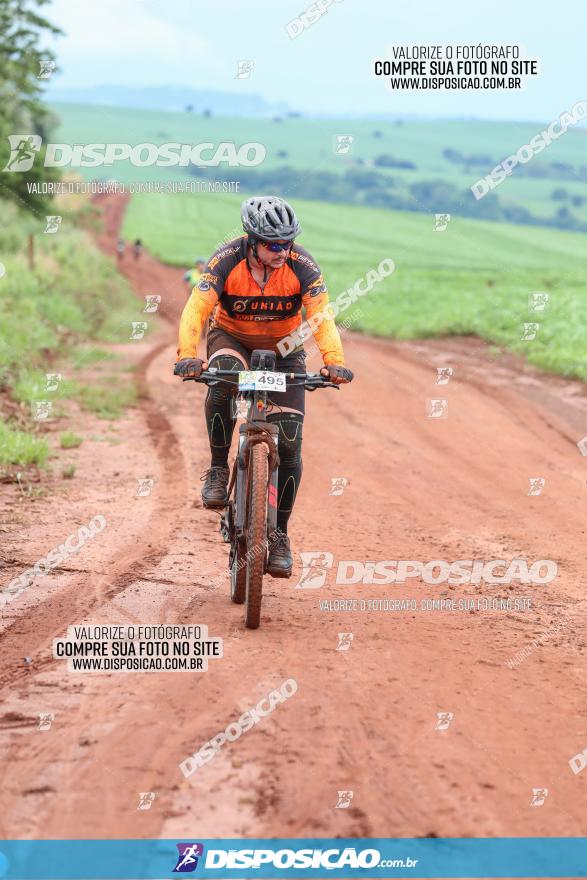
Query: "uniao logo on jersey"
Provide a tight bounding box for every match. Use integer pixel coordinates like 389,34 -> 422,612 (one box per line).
223,294 -> 301,321
173,843 -> 204,872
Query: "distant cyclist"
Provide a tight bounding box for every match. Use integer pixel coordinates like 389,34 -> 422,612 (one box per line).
184,258 -> 206,292
133,238 -> 143,260
174,196 -> 353,577
116,238 -> 125,262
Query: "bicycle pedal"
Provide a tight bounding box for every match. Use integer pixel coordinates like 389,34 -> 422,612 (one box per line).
219,516 -> 231,544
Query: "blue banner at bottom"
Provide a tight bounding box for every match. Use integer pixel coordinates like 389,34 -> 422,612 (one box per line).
0,838 -> 586,879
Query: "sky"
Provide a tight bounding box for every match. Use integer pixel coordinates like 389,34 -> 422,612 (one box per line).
44,0 -> 587,122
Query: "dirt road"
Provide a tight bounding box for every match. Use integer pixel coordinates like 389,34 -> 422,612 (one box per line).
0,193 -> 585,841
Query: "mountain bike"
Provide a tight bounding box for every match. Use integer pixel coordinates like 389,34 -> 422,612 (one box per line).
184,349 -> 338,628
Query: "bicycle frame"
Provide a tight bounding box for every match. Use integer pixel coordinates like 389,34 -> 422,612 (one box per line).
182,353 -> 339,624
232,350 -> 280,553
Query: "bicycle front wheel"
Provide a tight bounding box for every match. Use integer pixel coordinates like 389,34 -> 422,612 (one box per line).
230,538 -> 246,604
244,443 -> 269,629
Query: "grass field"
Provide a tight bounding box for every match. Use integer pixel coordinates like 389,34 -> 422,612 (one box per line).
122,190 -> 587,379
51,103 -> 587,224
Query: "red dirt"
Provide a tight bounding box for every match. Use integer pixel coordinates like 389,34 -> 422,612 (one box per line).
0,192 -> 585,841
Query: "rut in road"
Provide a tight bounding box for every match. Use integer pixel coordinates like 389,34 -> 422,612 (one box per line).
0,340 -> 186,689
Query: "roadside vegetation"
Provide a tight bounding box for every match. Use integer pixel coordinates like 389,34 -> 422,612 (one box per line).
0,0 -> 144,480
0,201 -> 140,474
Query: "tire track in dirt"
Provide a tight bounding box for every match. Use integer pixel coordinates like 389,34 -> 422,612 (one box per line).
0,196 -> 192,688
0,200 -> 198,838
0,340 -> 186,690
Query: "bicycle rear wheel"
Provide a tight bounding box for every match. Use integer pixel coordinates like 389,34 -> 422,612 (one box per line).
244,443 -> 268,629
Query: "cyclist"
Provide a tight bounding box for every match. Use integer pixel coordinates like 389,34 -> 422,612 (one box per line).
185,260 -> 214,344
184,258 -> 207,292
133,238 -> 143,260
174,196 -> 353,577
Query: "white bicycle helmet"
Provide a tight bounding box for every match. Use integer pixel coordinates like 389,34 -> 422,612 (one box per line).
241,196 -> 301,241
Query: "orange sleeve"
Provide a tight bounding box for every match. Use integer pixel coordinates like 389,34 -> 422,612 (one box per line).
303,289 -> 345,366
293,245 -> 345,366
176,288 -> 218,359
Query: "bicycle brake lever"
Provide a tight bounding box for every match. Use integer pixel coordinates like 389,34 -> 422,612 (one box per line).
305,381 -> 340,391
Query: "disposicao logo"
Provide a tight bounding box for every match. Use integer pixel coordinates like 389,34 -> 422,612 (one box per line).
3,135 -> 266,171
173,843 -> 204,873
4,135 -> 42,171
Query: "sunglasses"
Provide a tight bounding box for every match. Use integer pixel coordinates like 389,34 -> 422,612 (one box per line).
259,239 -> 293,253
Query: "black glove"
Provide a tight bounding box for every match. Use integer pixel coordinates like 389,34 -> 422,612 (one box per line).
320,364 -> 354,384
174,358 -> 206,378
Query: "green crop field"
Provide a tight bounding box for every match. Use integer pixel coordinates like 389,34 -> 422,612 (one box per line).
122,191 -> 587,379
45,103 -> 587,379
51,103 -> 587,224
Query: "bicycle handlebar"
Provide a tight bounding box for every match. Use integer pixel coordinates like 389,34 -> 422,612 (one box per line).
181,368 -> 340,391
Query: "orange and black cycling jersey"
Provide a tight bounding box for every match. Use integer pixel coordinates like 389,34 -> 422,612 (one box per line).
177,236 -> 344,365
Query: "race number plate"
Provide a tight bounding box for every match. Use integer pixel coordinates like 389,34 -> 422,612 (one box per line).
238,370 -> 286,392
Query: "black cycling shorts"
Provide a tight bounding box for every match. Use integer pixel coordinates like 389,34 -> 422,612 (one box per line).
207,327 -> 306,415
